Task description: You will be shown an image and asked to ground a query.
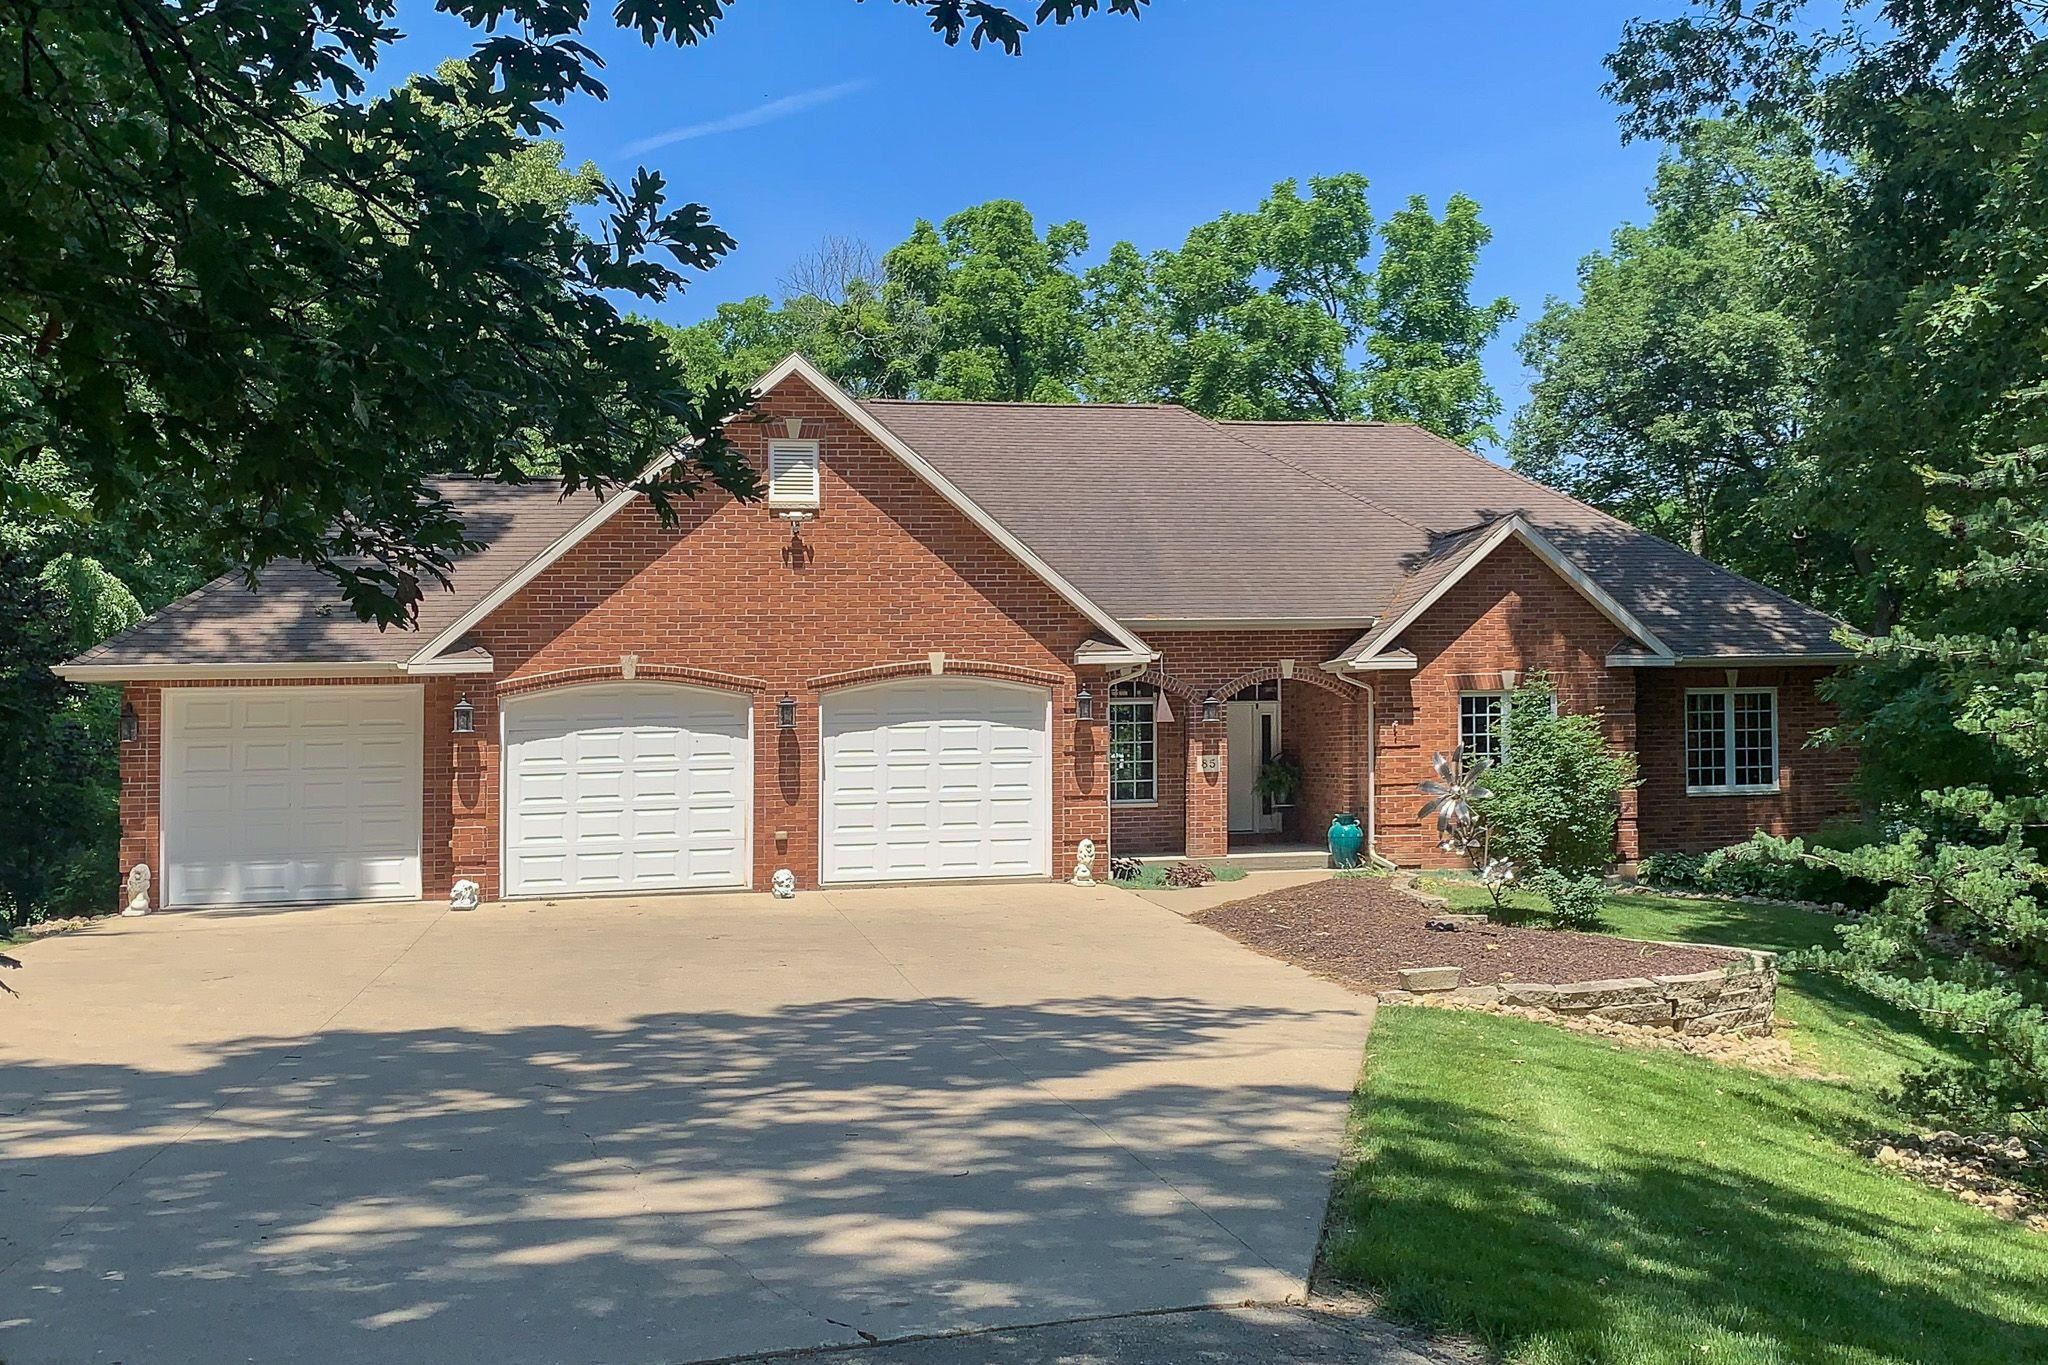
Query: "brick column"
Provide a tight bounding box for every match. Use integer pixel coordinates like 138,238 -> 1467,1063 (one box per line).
1611,678 -> 1642,862
118,683 -> 162,910
1185,718 -> 1228,857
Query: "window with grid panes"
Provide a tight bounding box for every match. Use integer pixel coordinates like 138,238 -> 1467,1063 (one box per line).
1685,688 -> 1777,792
1109,688 -> 1156,804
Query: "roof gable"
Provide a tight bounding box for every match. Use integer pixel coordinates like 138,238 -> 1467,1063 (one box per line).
408,355 -> 1155,668
1334,515 -> 1674,668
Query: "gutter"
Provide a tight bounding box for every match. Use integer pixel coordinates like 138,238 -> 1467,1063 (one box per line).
54,653 -> 497,683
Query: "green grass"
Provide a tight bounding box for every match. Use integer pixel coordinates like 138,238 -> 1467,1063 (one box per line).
1110,859 -> 1249,889
1319,878 -> 2048,1362
1419,878 -> 1959,1085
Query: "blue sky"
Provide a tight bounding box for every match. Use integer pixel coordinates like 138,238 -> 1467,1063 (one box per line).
384,1 -> 1681,445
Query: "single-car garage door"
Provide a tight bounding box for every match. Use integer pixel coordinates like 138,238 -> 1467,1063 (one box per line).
163,686 -> 424,908
821,677 -> 1050,884
502,684 -> 752,897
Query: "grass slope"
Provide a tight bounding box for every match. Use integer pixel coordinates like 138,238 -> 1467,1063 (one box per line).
1324,883 -> 2048,1363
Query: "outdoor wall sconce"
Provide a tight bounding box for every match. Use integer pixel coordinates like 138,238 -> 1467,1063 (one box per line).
119,701 -> 139,744
452,693 -> 475,735
778,694 -> 797,730
1201,692 -> 1220,723
1075,683 -> 1093,721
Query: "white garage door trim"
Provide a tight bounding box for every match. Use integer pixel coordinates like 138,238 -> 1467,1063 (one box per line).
500,682 -> 754,898
820,676 -> 1052,885
161,685 -> 425,909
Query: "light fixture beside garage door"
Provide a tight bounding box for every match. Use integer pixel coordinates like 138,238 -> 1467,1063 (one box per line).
452,692 -> 476,735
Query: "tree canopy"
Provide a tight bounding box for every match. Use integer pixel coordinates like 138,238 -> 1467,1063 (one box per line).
0,0 -> 1148,627
1608,0 -> 2048,1128
662,177 -> 1516,438
1511,122 -> 1837,600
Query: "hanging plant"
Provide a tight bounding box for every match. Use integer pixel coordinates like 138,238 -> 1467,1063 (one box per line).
1255,753 -> 1306,806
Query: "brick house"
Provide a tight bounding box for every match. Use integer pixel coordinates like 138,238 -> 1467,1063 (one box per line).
59,356 -> 1857,910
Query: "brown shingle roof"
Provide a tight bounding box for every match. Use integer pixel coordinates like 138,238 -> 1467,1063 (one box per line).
1223,421 -> 1848,658
64,479 -> 603,668
859,400 -> 1428,623
67,393 -> 1849,672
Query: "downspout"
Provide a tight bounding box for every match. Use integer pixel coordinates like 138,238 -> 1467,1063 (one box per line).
1332,671 -> 1398,872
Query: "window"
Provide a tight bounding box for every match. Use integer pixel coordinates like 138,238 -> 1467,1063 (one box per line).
1684,688 -> 1779,793
1109,690 -> 1157,805
1458,692 -> 1506,763
767,440 -> 820,509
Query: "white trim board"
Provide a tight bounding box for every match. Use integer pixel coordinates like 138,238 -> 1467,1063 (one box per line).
1607,650 -> 1857,668
57,653 -> 499,683
1341,516 -> 1674,668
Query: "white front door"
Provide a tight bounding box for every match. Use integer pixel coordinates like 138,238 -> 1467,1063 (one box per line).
1226,699 -> 1283,834
821,677 -> 1050,883
162,686 -> 424,908
502,684 -> 752,897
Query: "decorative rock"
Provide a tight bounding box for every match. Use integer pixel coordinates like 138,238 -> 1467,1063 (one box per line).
771,868 -> 797,899
1399,965 -> 1464,993
449,878 -> 481,911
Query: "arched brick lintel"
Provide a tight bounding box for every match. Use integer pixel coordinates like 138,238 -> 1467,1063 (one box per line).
1215,663 -> 1352,701
1127,666 -> 1203,701
497,664 -> 768,699
806,658 -> 1070,693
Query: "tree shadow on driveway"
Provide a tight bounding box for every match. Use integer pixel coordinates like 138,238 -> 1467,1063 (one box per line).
1,994 -> 1363,1364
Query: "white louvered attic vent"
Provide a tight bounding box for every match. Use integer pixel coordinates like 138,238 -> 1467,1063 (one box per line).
767,439 -> 821,510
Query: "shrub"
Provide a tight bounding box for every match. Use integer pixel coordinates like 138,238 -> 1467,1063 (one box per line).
1638,850 -> 1706,891
1535,869 -> 1608,930
1702,834 -> 1885,909
1476,677 -> 1639,880
1163,860 -> 1216,888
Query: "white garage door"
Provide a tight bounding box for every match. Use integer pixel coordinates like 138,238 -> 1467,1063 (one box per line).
163,686 -> 424,909
821,677 -> 1050,884
502,684 -> 752,897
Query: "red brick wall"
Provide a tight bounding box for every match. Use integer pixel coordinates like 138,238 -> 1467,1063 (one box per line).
1370,540 -> 1640,869
453,374 -> 1105,895
1281,676 -> 1359,843
1635,666 -> 1858,853
1107,630 -> 1367,859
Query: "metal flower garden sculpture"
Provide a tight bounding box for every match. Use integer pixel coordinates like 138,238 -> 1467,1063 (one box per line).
1416,745 -> 1518,907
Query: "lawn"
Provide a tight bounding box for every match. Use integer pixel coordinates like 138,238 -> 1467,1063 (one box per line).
1322,881 -> 2048,1363
1110,859 -> 1249,889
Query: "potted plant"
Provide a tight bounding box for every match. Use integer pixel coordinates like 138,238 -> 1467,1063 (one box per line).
1254,753 -> 1305,808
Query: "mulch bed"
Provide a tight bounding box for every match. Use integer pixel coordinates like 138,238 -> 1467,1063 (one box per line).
1194,876 -> 1741,992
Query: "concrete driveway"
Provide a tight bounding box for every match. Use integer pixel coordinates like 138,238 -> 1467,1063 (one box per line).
0,880 -> 1375,1364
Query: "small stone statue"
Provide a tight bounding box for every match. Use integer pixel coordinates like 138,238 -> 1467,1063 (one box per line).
449,878 -> 481,911
1071,838 -> 1097,886
772,868 -> 797,899
122,863 -> 151,916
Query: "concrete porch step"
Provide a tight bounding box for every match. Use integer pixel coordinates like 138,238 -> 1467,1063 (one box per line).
1132,846 -> 1334,871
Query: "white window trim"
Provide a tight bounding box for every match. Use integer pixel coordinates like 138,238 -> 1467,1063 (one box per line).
767,438 -> 821,510
1458,690 -> 1507,762
1109,695 -> 1158,807
1458,689 -> 1556,764
1684,686 -> 1781,795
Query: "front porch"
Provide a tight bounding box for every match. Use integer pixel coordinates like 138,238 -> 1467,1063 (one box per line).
1105,649 -> 1370,865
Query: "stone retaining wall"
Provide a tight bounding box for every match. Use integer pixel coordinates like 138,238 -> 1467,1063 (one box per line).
1382,946 -> 1778,1037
